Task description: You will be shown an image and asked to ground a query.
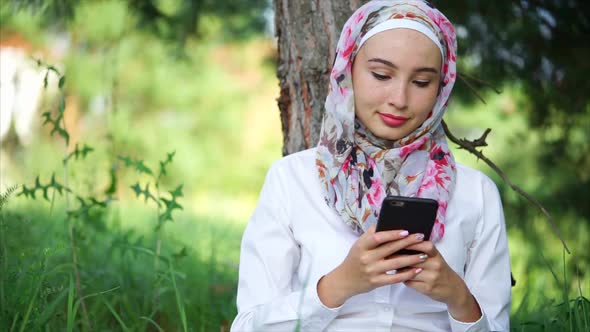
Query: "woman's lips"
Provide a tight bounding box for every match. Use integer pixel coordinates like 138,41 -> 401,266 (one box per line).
378,112 -> 409,127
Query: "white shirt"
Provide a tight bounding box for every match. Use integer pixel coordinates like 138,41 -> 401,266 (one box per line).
231,148 -> 511,332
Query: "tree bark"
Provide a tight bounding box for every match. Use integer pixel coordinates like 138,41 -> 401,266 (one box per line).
274,0 -> 368,155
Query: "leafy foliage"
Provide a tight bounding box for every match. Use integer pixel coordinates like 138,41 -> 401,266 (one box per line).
19,174 -> 71,201
122,152 -> 184,230
66,197 -> 111,220
158,185 -> 184,228
63,143 -> 94,164
0,185 -> 20,212
40,96 -> 70,147
119,156 -> 154,176
2,0 -> 270,42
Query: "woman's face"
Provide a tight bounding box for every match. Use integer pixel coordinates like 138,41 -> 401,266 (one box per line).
352,28 -> 442,141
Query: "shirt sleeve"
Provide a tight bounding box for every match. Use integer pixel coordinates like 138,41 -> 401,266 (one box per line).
449,175 -> 511,332
230,163 -> 341,332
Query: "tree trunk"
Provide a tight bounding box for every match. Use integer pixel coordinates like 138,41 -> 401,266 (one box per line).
274,0 -> 368,155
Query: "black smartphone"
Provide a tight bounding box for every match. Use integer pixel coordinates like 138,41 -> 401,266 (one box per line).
376,195 -> 439,255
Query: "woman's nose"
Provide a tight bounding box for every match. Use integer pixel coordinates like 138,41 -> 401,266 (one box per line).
388,82 -> 408,110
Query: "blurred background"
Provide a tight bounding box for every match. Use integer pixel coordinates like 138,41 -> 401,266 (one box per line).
0,0 -> 588,331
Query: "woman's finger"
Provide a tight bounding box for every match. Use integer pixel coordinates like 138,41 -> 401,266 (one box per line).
359,225 -> 412,250
403,279 -> 428,291
374,266 -> 423,286
374,252 -> 428,274
371,232 -> 426,259
404,240 -> 439,256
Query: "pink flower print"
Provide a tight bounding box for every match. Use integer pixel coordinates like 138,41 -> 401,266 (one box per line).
420,166 -> 438,189
428,10 -> 453,35
342,155 -> 351,173
399,145 -> 413,159
434,171 -> 447,188
400,137 -> 427,158
366,177 -> 384,206
341,26 -> 355,59
437,201 -> 448,218
431,220 -> 445,240
355,10 -> 365,24
339,85 -> 349,98
449,50 -> 456,62
430,146 -> 448,165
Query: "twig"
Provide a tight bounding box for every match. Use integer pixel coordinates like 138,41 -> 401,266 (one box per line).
442,120 -> 571,254
457,73 -> 488,104
459,72 -> 503,94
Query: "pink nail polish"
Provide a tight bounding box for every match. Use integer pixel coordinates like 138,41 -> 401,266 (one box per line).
415,233 -> 425,240
400,230 -> 409,237
415,268 -> 423,274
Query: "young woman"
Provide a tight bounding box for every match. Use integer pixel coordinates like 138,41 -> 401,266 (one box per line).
231,1 -> 511,331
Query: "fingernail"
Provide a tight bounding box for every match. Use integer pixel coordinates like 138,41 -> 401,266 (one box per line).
415,268 -> 423,274
415,233 -> 425,240
399,230 -> 409,237
419,254 -> 428,260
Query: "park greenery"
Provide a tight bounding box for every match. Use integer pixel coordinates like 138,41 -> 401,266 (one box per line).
0,0 -> 588,331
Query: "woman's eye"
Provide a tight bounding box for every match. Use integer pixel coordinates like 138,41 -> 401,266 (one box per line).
371,72 -> 389,81
413,80 -> 431,88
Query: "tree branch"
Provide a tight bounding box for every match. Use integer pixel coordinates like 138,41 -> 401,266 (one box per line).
458,72 -> 503,94
457,73 -> 488,104
442,120 -> 570,254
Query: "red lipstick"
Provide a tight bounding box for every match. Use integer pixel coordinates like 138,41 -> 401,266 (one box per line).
378,113 -> 408,127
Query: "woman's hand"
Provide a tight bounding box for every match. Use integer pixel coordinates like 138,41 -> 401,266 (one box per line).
403,241 -> 482,322
317,225 -> 428,308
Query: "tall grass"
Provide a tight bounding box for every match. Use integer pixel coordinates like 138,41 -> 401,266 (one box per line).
0,202 -> 242,331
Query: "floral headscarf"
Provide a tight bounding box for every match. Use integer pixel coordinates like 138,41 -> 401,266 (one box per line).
316,0 -> 457,241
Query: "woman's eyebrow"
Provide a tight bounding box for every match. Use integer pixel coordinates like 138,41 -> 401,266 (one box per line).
368,57 -> 439,74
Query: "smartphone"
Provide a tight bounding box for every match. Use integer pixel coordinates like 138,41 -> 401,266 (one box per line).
376,195 -> 439,255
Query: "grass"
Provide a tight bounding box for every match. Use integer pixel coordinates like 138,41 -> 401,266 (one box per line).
0,200 -> 244,331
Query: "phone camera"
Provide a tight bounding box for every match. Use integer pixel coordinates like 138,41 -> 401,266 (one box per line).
390,201 -> 405,207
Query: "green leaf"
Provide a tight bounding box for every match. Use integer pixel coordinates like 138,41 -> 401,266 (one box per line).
161,197 -> 182,211
130,182 -> 159,205
118,156 -> 153,175
17,175 -> 70,201
169,185 -> 184,199
64,143 -> 95,163
42,106 -> 70,146
130,182 -> 142,197
158,151 -> 176,178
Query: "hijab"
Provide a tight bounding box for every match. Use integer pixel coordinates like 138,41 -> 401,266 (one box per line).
316,0 -> 457,241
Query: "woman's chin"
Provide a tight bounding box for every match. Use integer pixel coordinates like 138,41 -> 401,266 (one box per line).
371,126 -> 408,141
